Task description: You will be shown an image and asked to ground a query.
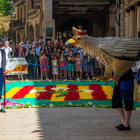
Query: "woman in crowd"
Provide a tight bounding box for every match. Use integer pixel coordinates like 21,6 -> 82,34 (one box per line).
59,53 -> 66,80
60,41 -> 65,51
16,42 -> 26,53
17,46 -> 25,58
52,55 -> 59,80
40,52 -> 48,80
75,53 -> 82,80
51,47 -> 59,59
83,51 -> 94,80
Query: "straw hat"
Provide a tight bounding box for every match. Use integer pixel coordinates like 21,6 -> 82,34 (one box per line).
19,41 -> 25,46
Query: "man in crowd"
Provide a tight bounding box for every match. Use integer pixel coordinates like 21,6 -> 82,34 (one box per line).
22,38 -> 28,51
0,42 -> 9,112
25,45 -> 36,80
2,41 -> 12,58
35,40 -> 41,78
54,39 -> 60,50
39,36 -> 45,43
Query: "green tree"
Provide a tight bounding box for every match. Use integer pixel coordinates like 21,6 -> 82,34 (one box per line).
0,0 -> 14,16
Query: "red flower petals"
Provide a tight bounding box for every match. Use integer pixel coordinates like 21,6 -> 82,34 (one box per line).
44,85 -> 56,91
37,85 -> 56,100
12,86 -> 34,99
67,84 -> 78,91
89,84 -> 108,101
65,84 -> 79,101
65,91 -> 79,100
37,92 -> 53,100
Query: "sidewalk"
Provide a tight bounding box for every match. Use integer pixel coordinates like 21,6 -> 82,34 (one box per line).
0,107 -> 140,140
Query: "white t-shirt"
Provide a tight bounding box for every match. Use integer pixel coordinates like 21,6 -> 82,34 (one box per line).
2,46 -> 12,58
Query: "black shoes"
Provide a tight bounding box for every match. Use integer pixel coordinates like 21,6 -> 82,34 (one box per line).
116,124 -> 123,129
116,123 -> 131,131
0,109 -> 6,113
117,125 -> 131,131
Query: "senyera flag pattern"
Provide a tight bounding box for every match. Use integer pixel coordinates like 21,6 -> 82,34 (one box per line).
11,84 -> 109,101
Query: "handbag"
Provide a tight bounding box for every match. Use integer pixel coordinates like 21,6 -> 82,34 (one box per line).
87,55 -> 94,63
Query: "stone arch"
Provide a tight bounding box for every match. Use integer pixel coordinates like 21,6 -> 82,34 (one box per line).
28,25 -> 34,43
55,15 -> 104,37
56,17 -> 93,36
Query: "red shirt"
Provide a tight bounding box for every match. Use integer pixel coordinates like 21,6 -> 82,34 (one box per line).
16,47 -> 26,53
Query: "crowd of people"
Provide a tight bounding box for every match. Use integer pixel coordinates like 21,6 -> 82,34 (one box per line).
0,36 -> 105,80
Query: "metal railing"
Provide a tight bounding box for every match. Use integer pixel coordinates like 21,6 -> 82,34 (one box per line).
12,18 -> 25,28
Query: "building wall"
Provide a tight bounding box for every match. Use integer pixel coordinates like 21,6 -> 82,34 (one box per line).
120,0 -> 140,38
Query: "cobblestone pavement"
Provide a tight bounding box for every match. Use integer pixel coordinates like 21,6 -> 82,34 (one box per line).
0,107 -> 140,140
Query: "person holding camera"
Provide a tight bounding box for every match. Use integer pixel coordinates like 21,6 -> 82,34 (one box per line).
25,45 -> 36,80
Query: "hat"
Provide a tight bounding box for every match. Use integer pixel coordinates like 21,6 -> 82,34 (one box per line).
19,41 -> 25,46
72,27 -> 87,36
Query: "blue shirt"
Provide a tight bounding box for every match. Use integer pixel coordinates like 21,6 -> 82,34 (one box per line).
36,46 -> 41,56
23,44 -> 28,51
136,68 -> 140,82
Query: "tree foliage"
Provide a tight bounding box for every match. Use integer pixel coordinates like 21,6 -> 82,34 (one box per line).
0,0 -> 14,16
0,14 -> 11,36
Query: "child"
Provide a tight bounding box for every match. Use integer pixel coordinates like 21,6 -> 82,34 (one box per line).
59,53 -> 66,80
75,53 -> 82,80
40,52 -> 48,80
52,55 -> 59,80
68,50 -> 75,80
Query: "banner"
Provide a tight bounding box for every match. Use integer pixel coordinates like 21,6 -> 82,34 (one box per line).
8,58 -> 28,75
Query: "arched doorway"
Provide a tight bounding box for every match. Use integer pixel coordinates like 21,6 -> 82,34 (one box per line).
56,18 -> 93,41
28,25 -> 34,43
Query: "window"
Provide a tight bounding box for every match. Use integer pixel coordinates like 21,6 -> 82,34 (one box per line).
31,0 -> 34,9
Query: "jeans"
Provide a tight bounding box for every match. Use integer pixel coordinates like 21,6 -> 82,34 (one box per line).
28,64 -> 34,79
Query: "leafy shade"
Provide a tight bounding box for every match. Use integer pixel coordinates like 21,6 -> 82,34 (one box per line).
0,14 -> 11,36
0,0 -> 14,16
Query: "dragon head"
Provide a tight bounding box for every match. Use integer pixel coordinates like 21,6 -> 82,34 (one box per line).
65,27 -> 88,48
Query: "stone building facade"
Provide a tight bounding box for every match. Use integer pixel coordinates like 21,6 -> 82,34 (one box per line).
120,0 -> 140,38
13,0 -> 122,43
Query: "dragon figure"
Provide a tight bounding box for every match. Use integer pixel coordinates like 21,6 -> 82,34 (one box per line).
65,27 -> 140,84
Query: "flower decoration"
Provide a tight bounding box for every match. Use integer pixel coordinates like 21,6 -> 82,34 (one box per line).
37,85 -> 56,100
49,104 -> 54,108
65,84 -> 80,100
67,84 -> 78,91
1,100 -> 25,107
12,86 -> 34,99
89,84 -> 108,101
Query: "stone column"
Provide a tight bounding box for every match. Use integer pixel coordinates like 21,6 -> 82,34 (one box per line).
129,6 -> 135,38
43,0 -> 55,42
136,2 -> 140,37
34,27 -> 36,38
125,11 -> 130,38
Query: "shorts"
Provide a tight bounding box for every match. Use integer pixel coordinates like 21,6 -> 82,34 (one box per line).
68,64 -> 75,71
75,66 -> 82,72
60,67 -> 66,70
112,84 -> 133,111
94,61 -> 103,68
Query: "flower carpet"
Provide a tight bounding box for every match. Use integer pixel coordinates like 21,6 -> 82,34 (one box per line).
1,81 -> 140,108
